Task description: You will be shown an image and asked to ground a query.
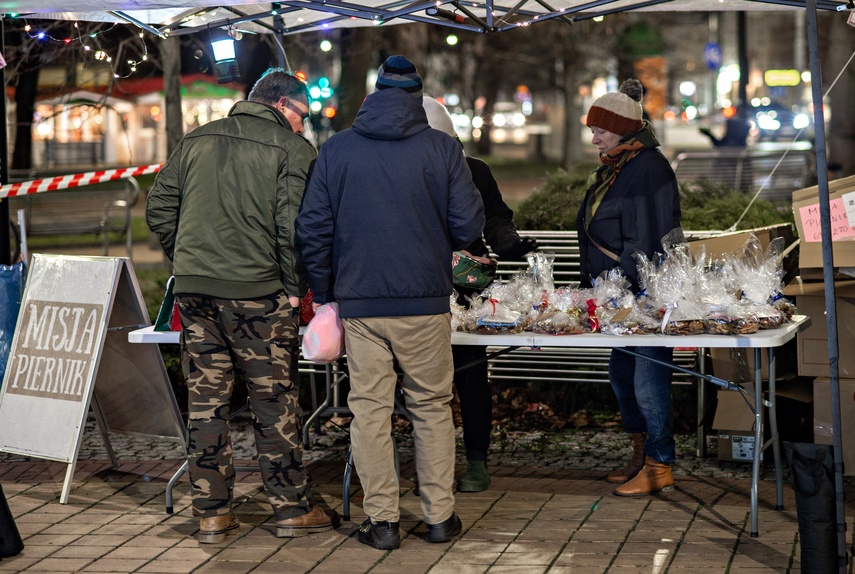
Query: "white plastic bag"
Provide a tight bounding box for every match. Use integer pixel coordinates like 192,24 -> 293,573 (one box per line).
300,302 -> 345,363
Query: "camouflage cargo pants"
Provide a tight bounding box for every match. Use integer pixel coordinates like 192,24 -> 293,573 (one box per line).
177,291 -> 312,520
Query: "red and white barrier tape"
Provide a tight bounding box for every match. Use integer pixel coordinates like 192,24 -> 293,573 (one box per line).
0,164 -> 163,200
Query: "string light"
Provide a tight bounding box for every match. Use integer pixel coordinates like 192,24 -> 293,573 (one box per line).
18,17 -> 150,79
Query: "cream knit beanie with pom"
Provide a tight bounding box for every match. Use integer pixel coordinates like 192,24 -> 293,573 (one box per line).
422,96 -> 458,138
585,80 -> 644,136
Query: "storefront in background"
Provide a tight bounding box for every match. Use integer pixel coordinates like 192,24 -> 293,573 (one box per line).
30,75 -> 243,169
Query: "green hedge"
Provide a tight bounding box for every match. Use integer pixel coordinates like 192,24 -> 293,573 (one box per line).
514,164 -> 595,230
514,164 -> 795,232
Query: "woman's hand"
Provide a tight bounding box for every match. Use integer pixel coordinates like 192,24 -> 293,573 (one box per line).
502,237 -> 539,260
460,249 -> 496,265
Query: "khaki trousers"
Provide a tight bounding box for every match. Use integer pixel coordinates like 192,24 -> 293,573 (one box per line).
343,314 -> 456,525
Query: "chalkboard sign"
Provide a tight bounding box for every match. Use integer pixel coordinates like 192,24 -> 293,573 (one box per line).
0,254 -> 186,503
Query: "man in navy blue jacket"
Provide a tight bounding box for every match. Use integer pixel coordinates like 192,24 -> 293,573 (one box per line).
296,55 -> 484,550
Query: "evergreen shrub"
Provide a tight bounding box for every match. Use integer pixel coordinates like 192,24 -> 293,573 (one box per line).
513,165 -> 794,232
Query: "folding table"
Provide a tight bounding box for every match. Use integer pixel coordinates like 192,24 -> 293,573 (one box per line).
129,315 -> 810,535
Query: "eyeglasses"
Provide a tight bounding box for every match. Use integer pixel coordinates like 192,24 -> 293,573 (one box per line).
281,98 -> 310,122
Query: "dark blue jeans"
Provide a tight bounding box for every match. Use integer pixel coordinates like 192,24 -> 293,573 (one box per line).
609,346 -> 676,465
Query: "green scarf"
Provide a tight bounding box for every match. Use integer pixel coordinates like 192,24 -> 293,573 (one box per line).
584,121 -> 661,224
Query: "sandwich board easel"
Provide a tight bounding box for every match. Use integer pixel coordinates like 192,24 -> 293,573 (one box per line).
0,254 -> 186,503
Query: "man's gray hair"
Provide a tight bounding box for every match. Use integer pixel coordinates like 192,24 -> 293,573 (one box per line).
248,68 -> 310,106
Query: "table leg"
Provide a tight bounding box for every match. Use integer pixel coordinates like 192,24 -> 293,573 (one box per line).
697,348 -> 706,458
303,363 -> 336,449
768,348 -> 783,511
342,446 -> 353,522
165,460 -> 189,514
750,347 -> 762,537
309,367 -> 321,436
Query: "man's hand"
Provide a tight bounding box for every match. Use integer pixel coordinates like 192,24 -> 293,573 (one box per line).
288,295 -> 300,309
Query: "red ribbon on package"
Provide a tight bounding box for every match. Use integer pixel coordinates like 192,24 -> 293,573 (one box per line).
0,164 -> 163,199
587,298 -> 600,332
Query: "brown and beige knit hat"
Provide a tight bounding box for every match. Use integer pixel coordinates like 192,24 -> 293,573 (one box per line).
585,79 -> 644,136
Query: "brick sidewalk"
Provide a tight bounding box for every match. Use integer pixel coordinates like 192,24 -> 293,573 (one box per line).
1,458 -> 852,573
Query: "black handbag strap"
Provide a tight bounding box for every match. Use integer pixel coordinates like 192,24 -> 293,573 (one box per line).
586,229 -> 620,262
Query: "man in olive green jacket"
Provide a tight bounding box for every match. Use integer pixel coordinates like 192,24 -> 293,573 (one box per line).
146,68 -> 337,544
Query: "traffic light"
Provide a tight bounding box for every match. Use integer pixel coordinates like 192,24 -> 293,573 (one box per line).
318,77 -> 333,99
308,77 -> 334,100
300,76 -> 336,124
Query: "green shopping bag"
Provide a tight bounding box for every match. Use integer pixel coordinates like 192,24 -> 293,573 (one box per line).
153,276 -> 180,331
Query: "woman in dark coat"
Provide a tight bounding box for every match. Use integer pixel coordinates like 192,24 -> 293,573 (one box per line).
424,97 -> 537,491
576,79 -> 681,496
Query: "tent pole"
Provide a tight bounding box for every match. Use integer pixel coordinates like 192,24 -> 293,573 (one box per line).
273,3 -> 285,69
805,1 -> 846,571
1,16 -> 10,266
737,11 -> 749,108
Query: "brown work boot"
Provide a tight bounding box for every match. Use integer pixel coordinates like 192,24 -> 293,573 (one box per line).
606,432 -> 646,484
198,512 -> 239,544
614,456 -> 675,497
276,505 -> 340,538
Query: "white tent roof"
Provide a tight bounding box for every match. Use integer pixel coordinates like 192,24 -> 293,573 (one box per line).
18,0 -> 847,37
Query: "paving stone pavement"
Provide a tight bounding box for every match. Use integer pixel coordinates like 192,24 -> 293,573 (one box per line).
1,415 -> 854,573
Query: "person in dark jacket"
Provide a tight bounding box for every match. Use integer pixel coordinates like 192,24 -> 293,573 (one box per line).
296,56 -> 484,550
147,69 -> 338,544
576,79 -> 681,496
423,96 -> 537,492
699,108 -> 753,191
699,108 -> 750,148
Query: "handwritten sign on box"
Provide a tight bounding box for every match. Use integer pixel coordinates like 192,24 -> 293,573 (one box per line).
798,197 -> 855,242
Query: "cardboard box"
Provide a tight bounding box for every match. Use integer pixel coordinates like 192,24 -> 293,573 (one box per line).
709,339 -> 797,383
688,224 -> 798,285
783,278 -> 855,377
792,175 -> 855,271
712,378 -> 813,462
813,377 -> 855,476
688,224 -> 795,261
795,266 -> 855,282
712,388 -> 759,462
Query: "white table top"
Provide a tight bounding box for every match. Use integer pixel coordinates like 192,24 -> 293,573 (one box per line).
128,326 -> 180,344
129,315 -> 810,349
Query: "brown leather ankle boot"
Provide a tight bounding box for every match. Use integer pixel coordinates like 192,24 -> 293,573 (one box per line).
606,432 -> 646,484
614,456 -> 674,496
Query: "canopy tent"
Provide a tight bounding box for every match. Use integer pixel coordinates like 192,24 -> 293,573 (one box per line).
0,0 -> 852,570
10,0 -> 849,36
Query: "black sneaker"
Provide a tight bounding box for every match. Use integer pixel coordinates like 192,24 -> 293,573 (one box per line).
425,512 -> 462,543
356,518 -> 400,550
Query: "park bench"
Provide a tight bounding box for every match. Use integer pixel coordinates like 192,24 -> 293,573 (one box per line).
8,177 -> 140,259
670,148 -> 816,202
